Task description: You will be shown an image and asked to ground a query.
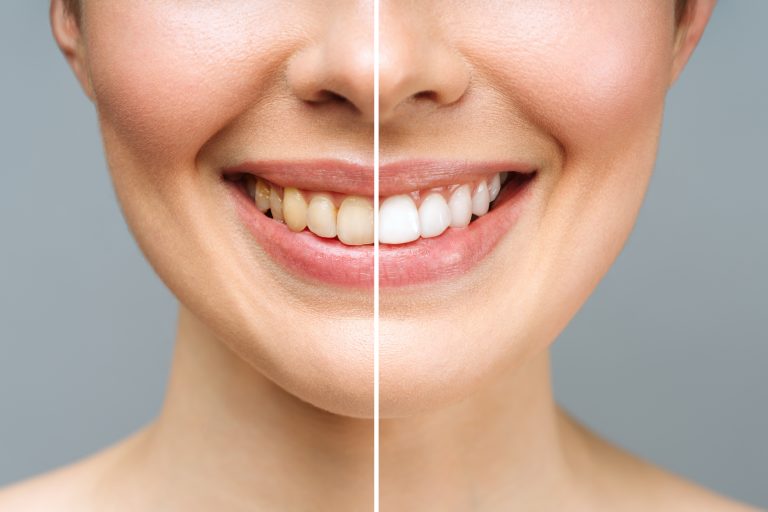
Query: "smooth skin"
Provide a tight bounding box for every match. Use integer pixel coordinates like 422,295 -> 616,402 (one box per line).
0,0 -> 760,511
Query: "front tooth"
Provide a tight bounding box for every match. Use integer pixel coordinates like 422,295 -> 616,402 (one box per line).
471,181 -> 490,216
269,185 -> 284,222
418,193 -> 451,238
448,185 -> 472,228
337,196 -> 374,245
500,171 -> 509,184
283,187 -> 308,232
379,195 -> 420,244
488,173 -> 501,202
255,179 -> 271,212
307,193 -> 337,238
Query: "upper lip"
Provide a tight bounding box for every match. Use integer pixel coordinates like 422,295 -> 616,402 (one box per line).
379,160 -> 536,196
223,159 -> 537,197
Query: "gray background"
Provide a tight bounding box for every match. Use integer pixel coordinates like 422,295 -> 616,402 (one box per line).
1,1 -> 765,508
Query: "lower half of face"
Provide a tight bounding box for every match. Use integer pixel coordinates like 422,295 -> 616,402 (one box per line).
377,0 -> 675,416
80,0 -> 677,417
85,1 -> 376,417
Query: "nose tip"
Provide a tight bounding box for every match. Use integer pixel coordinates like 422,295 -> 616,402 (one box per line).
379,12 -> 470,123
378,45 -> 470,123
287,44 -> 376,122
286,8 -> 470,126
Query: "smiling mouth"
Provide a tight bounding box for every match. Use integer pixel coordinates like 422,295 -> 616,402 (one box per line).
223,160 -> 537,287
225,170 -> 531,245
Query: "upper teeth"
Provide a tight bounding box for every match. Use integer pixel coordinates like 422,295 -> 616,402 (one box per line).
244,172 -> 509,245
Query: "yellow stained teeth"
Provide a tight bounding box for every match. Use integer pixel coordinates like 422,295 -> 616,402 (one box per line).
337,196 -> 374,246
255,179 -> 271,212
307,193 -> 338,238
283,187 -> 308,232
269,185 -> 284,222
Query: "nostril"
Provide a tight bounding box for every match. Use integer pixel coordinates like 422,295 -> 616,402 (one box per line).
311,89 -> 350,105
413,90 -> 438,102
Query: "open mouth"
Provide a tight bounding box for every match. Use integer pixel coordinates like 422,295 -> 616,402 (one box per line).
223,160 -> 537,287
225,171 -> 527,245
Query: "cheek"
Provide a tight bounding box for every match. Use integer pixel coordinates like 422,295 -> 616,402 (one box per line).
459,2 -> 675,154
84,3 -> 306,167
454,3 -> 678,353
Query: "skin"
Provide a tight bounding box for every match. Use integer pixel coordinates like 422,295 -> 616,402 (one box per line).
0,0 -> 760,511
378,0 -> 700,416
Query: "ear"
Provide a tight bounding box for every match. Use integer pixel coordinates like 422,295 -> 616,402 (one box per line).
670,0 -> 718,86
50,0 -> 94,100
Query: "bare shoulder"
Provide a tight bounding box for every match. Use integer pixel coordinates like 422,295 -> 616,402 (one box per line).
645,468 -> 764,512
0,462 -> 91,512
562,412 -> 763,512
0,429 -> 148,512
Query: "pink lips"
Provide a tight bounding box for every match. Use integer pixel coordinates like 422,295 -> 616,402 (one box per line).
224,160 -> 536,288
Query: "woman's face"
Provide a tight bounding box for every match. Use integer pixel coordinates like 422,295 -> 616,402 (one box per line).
58,1 -> 695,417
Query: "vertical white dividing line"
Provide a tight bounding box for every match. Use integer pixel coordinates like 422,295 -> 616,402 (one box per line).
372,0 -> 380,509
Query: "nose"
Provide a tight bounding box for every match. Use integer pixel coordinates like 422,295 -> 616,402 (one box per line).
286,6 -> 469,125
378,9 -> 470,124
286,12 -> 375,122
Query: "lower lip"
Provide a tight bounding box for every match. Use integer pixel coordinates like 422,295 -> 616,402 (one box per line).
227,173 -> 536,288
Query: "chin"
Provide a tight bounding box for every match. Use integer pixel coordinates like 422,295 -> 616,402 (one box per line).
376,318 -> 513,418
240,316 -> 376,419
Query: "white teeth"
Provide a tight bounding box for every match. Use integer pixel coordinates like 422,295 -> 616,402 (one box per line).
379,195 -> 420,244
471,181 -> 490,216
307,193 -> 337,238
418,193 -> 451,238
448,184 -> 472,228
488,173 -> 501,202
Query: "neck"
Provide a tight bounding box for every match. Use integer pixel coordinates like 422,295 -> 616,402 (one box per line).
122,305 -> 586,511
380,350 -> 583,511
136,305 -> 373,511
